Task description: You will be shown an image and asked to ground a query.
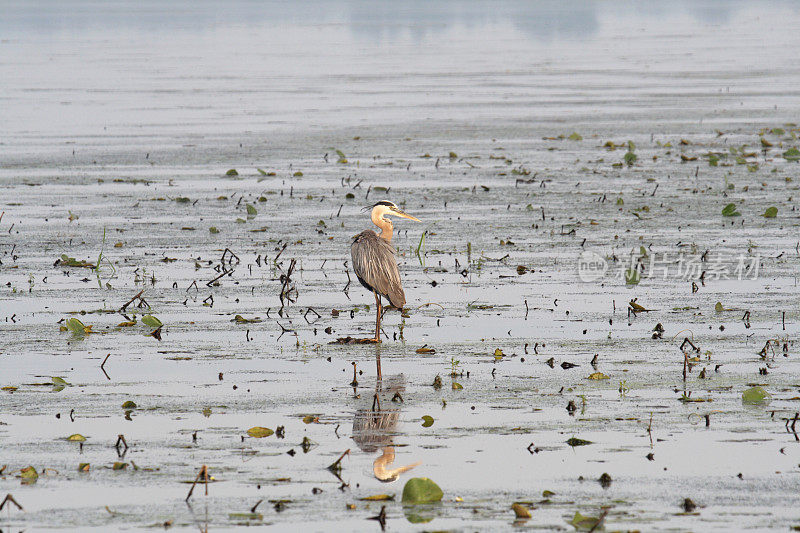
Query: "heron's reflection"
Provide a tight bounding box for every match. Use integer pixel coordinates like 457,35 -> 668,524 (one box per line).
352,375 -> 420,483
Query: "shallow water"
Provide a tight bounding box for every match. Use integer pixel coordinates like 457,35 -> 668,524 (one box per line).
2,1 -> 800,531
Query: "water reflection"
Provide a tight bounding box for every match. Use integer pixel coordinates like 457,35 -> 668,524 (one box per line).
352,375 -> 420,483
2,0 -> 776,42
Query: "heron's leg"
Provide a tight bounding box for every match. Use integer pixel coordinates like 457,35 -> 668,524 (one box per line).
374,292 -> 383,381
374,292 -> 383,343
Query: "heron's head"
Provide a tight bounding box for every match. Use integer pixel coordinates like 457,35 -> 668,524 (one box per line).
367,201 -> 421,223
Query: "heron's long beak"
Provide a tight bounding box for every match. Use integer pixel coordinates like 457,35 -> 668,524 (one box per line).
392,209 -> 421,222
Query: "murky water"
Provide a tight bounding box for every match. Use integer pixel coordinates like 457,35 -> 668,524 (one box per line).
2,1 -> 800,531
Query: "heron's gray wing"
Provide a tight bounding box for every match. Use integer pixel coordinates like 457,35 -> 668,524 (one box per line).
351,231 -> 406,307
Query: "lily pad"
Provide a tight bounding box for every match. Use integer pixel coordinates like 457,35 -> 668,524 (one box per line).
569,511 -> 602,531
65,317 -> 90,335
421,415 -> 434,428
225,169 -> 238,176
67,433 -> 87,442
122,401 -> 137,409
512,502 -> 531,518
742,386 -> 771,405
721,203 -> 741,217
587,372 -> 609,380
141,315 -> 162,328
20,466 -> 38,484
246,426 -> 274,438
246,204 -> 257,216
402,477 -> 443,504
763,206 -> 778,218
360,494 -> 394,501
782,147 -> 800,161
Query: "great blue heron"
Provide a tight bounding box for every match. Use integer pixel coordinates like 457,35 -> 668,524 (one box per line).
351,201 -> 420,378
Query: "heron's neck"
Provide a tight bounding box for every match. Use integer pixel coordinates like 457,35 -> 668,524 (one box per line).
372,212 -> 393,242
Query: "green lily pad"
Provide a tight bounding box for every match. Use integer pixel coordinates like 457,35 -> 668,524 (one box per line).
65,317 -> 87,335
246,204 -> 257,216
67,433 -> 87,442
721,203 -> 741,217
763,206 -> 778,218
623,151 -> 637,165
20,466 -> 38,484
742,386 -> 771,405
225,169 -> 238,176
122,401 -> 137,409
141,315 -> 162,328
421,415 -> 434,428
402,477 -> 443,504
782,147 -> 800,161
569,511 -> 601,531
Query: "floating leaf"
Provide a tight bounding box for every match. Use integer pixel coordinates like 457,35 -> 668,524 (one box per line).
225,169 -> 238,176
742,386 -> 771,405
247,426 -> 274,438
65,317 -> 89,335
448,151 -> 458,159
421,415 -> 434,428
141,315 -> 162,328
714,302 -> 724,313
209,226 -> 220,234
625,268 -> 640,285
360,494 -> 395,501
415,346 -> 436,354
587,372 -> 609,380
20,466 -> 38,484
67,433 -> 87,442
233,315 -> 262,323
452,382 -> 463,390
246,204 -> 257,216
494,348 -> 504,357
542,490 -> 555,497
175,197 -> 191,203
569,511 -> 601,531
78,463 -> 90,472
256,168 -> 267,176
721,203 -> 740,217
335,149 -> 348,164
229,512 -> 263,520
112,462 -> 128,470
763,206 -> 778,218
566,437 -> 593,447
122,401 -> 137,409
623,151 -> 637,165
402,477 -> 443,504
302,415 -> 319,424
568,132 -> 583,141
293,171 -> 303,177
58,254 -> 95,268
782,147 -> 800,161
52,376 -> 70,386
512,503 -> 531,519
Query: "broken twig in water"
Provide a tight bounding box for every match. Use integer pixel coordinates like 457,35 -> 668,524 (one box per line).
0,493 -> 23,511
327,449 -> 350,473
119,290 -> 144,312
185,464 -> 209,502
